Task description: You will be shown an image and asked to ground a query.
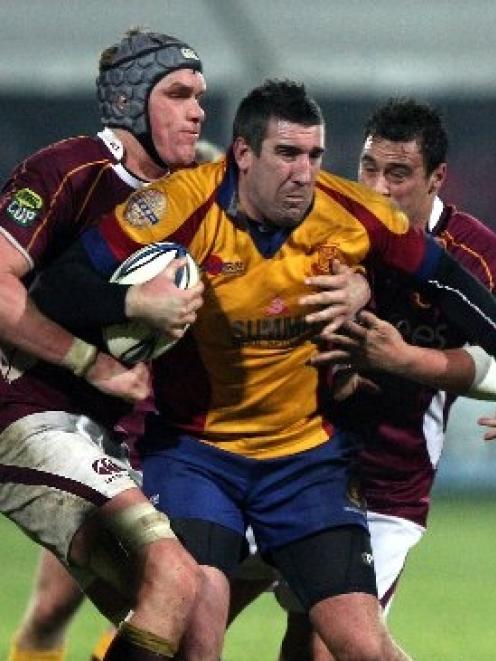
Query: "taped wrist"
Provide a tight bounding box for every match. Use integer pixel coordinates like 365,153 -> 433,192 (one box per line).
464,345 -> 496,400
62,338 -> 98,377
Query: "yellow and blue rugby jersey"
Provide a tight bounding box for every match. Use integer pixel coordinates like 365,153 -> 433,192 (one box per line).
92,156 -> 440,459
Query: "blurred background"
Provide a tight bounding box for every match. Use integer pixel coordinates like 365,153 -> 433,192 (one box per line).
1,0 -> 495,489
3,0 -> 496,226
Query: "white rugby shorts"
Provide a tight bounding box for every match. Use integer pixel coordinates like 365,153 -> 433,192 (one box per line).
367,510 -> 425,613
0,411 -> 139,565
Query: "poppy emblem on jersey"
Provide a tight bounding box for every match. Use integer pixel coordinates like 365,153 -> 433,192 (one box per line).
6,187 -> 43,226
92,457 -> 125,475
124,189 -> 166,228
266,296 -> 289,315
311,244 -> 345,275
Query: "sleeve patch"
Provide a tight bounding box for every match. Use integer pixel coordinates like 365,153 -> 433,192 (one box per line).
6,188 -> 44,226
123,189 -> 167,228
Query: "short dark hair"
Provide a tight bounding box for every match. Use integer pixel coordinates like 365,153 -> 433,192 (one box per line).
363,98 -> 448,175
232,79 -> 324,155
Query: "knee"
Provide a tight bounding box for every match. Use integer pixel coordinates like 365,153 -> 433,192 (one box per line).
330,637 -> 392,661
137,538 -> 200,612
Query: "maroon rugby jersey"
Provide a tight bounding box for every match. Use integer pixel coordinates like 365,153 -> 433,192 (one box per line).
0,129 -> 146,433
334,199 -> 496,527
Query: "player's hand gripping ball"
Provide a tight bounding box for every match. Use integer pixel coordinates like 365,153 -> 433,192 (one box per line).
103,242 -> 200,363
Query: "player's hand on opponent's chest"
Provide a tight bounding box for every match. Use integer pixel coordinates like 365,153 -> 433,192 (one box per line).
309,309 -> 407,373
300,259 -> 371,343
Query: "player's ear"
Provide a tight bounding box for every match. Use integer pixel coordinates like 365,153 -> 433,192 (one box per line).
232,136 -> 253,172
428,162 -> 446,194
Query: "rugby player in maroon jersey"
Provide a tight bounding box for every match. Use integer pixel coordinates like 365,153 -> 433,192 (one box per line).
2,29 -> 206,661
276,99 -> 496,660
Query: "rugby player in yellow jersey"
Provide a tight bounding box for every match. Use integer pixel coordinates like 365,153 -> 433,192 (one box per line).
34,80 -> 496,660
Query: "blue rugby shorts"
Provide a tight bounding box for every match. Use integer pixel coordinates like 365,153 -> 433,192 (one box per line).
142,431 -> 367,554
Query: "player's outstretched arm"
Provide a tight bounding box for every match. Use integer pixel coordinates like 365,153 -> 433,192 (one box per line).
381,232 -> 496,356
0,236 -> 88,366
312,309 -> 478,394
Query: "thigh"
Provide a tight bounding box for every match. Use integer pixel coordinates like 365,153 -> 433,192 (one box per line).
0,411 -> 137,563
172,518 -> 246,574
367,510 -> 424,612
270,525 -> 377,612
274,507 -> 426,617
310,591 -> 392,661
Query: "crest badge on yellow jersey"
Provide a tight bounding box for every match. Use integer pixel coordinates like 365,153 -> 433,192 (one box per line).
124,189 -> 167,227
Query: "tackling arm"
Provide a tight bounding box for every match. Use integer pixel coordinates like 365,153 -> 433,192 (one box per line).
320,309 -> 496,399
304,232 -> 496,360
33,230 -> 203,338
0,236 -> 89,368
300,260 -> 371,336
0,236 -> 150,400
399,237 -> 496,356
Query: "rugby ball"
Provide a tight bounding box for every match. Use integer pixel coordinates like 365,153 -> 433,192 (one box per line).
103,242 -> 200,364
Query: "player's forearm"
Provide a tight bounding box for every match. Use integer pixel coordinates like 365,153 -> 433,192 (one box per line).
34,234 -> 203,336
0,272 -> 97,374
378,232 -> 496,356
32,238 -> 129,330
381,343 -> 475,393
422,249 -> 496,356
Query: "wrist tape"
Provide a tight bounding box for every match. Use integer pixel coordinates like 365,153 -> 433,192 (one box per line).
62,338 -> 98,377
464,345 -> 496,400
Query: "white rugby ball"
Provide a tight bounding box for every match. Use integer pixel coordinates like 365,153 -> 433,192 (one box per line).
103,242 -> 200,364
